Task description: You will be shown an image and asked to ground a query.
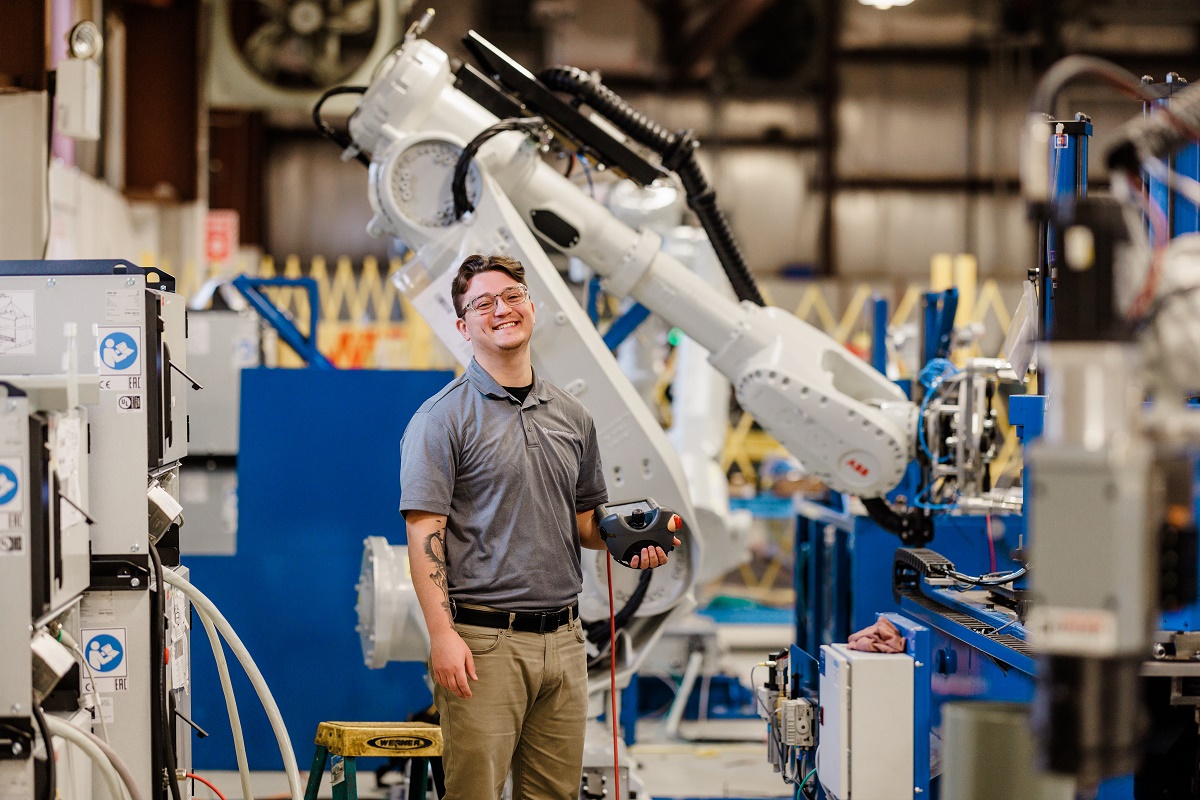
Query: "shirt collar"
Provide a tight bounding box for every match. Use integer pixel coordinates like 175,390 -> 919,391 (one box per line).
466,358 -> 553,406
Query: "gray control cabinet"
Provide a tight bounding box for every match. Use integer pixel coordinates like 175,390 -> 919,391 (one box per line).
0,262 -> 191,800
185,310 -> 259,456
0,269 -> 187,555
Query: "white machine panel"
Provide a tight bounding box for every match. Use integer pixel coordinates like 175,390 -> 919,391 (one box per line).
818,643 -> 914,800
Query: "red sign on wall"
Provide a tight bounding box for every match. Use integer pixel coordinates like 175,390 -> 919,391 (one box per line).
206,209 -> 240,266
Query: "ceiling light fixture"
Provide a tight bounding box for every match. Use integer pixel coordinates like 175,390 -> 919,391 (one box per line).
858,0 -> 915,9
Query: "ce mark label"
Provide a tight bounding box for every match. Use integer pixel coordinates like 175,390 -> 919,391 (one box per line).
99,376 -> 143,392
117,395 -> 142,412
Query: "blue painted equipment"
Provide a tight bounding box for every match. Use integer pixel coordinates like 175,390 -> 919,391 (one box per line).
921,288 -> 957,364
869,294 -> 888,375
186,367 -> 452,770
587,275 -> 653,351
231,275 -> 334,369
602,303 -> 652,351
1146,75 -> 1200,239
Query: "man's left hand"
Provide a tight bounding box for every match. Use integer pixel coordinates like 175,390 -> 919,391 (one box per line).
629,536 -> 681,569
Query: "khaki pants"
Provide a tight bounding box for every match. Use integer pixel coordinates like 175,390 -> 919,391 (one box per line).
433,615 -> 589,800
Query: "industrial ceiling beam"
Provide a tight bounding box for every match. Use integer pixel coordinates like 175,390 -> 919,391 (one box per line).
669,0 -> 776,81
817,0 -> 839,276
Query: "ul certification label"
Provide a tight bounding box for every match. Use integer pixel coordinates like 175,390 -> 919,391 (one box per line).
81,627 -> 130,692
97,326 -> 141,376
117,395 -> 143,413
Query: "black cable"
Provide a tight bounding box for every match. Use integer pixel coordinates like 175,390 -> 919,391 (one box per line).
30,703 -> 54,800
948,566 -> 1027,587
312,86 -> 370,167
451,117 -> 545,220
585,568 -> 652,651
861,497 -> 933,547
149,545 -> 183,800
538,66 -> 764,306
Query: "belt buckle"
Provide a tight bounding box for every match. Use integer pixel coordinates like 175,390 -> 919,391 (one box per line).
537,611 -> 555,633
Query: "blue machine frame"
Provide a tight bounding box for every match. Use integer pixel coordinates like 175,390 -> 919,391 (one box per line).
231,275 -> 335,369
186,367 -> 452,770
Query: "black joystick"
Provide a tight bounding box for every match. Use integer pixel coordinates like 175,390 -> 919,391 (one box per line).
595,499 -> 682,568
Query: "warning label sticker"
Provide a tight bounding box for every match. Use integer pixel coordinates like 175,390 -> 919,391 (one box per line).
81,627 -> 130,693
97,326 -> 142,376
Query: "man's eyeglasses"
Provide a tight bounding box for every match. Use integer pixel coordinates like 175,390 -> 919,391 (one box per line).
460,284 -> 531,317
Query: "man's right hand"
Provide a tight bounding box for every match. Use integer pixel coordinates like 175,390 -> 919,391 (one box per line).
430,630 -> 478,699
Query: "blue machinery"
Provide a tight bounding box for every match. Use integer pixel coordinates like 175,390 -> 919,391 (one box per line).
1147,75 -> 1200,241
230,275 -> 334,370
187,282 -> 452,770
185,82 -> 1200,793
775,94 -> 1200,799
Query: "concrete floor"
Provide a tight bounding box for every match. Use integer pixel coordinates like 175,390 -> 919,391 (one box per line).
189,623 -> 796,800
191,737 -> 791,800
632,720 -> 791,799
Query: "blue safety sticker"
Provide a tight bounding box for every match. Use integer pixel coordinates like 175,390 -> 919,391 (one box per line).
97,327 -> 141,375
82,628 -> 129,682
0,464 -> 18,507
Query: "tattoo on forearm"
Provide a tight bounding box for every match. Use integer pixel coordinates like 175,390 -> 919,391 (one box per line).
425,528 -> 451,616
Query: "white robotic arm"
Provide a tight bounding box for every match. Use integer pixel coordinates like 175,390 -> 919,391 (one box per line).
342,28 -> 932,694
348,33 -> 917,500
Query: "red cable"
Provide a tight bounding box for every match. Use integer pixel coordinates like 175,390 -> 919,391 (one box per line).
985,514 -> 997,574
186,773 -> 228,800
1121,170 -> 1168,321
606,551 -> 621,800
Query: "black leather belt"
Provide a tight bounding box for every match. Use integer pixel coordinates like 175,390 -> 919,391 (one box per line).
453,603 -> 579,633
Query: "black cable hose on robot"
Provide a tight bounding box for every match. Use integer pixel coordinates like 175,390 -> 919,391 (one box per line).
451,117 -> 545,220
585,568 -> 653,655
149,545 -> 183,800
861,497 -> 933,547
30,703 -> 55,800
537,66 -> 765,307
312,86 -> 371,167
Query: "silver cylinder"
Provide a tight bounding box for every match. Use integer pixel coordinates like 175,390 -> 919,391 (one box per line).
1039,342 -> 1142,451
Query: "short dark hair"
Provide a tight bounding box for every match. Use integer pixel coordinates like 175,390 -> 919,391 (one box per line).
451,254 -> 527,316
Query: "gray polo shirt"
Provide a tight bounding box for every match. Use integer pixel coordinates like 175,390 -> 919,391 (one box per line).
399,358 -> 608,611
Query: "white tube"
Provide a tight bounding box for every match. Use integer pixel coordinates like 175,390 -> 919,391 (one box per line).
43,716 -> 127,800
664,650 -> 704,739
55,627 -> 112,745
194,603 -> 256,800
163,571 -> 302,800
70,643 -> 112,744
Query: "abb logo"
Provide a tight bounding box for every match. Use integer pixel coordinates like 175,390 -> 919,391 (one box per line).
845,459 -> 871,477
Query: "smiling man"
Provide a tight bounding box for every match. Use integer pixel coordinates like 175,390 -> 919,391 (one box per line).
398,253 -> 676,799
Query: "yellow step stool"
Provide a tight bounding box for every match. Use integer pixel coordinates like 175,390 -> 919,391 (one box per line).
305,722 -> 443,800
